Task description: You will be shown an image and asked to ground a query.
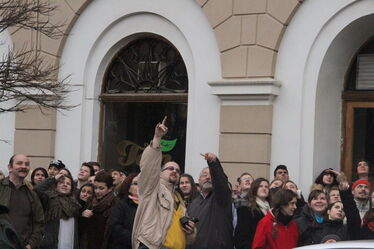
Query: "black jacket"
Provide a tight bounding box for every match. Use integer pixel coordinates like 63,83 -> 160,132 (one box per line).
234,206 -> 264,249
187,159 -> 233,249
105,198 -> 138,249
294,205 -> 325,246
295,189 -> 361,246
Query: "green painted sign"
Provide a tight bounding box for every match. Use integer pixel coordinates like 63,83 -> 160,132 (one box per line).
160,139 -> 177,152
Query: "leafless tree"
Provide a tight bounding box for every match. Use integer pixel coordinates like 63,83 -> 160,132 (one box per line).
0,0 -> 73,113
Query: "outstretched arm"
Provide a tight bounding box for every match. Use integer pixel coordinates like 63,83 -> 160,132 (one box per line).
138,117 -> 168,197
203,153 -> 231,206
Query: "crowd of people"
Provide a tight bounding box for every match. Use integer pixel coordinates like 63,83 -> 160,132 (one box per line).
0,117 -> 373,249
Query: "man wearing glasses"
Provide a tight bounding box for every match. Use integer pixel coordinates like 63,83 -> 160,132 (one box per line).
132,117 -> 195,249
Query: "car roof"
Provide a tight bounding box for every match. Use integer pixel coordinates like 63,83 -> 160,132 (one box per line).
295,240 -> 374,249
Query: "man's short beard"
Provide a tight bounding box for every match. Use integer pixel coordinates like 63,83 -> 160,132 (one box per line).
202,182 -> 213,193
169,176 -> 178,184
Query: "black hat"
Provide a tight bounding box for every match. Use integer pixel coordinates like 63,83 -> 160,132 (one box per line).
321,234 -> 341,243
274,165 -> 288,177
48,160 -> 65,170
112,168 -> 128,176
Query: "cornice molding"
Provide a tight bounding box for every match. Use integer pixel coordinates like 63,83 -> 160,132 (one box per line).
208,78 -> 281,105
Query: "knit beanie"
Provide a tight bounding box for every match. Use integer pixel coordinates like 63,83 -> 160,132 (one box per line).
352,179 -> 371,191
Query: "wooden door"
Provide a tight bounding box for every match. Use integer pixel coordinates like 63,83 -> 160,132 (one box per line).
342,101 -> 374,181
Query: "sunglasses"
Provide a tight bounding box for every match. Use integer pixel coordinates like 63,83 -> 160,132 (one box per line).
162,166 -> 181,174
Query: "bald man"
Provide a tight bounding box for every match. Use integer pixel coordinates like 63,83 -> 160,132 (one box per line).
0,154 -> 44,249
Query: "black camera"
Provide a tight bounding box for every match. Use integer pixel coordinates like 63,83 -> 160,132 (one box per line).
180,216 -> 199,227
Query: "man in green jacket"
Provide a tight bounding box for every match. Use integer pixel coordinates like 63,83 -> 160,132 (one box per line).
0,154 -> 44,249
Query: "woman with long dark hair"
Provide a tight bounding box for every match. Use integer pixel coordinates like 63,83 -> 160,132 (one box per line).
311,168 -> 340,193
34,172 -> 81,249
76,183 -> 94,249
315,180 -> 361,243
104,173 -> 139,249
252,189 -> 299,249
234,178 -> 270,249
178,173 -> 199,207
31,167 -> 48,186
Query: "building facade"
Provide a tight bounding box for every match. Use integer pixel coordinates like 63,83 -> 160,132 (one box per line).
1,0 -> 373,194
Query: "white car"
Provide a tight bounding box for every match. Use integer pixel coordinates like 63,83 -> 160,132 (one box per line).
295,240 -> 374,249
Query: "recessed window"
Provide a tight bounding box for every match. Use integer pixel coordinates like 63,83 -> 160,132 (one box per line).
100,36 -> 188,173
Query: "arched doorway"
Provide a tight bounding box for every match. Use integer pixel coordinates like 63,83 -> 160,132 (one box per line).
273,0 -> 374,193
100,36 -> 188,173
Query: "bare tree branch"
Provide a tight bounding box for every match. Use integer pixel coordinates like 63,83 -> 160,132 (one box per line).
0,0 -> 74,113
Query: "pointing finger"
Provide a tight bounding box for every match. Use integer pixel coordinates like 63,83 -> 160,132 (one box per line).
162,116 -> 167,125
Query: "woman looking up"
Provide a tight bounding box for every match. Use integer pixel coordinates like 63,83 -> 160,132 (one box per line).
34,172 -> 81,249
234,178 -> 270,249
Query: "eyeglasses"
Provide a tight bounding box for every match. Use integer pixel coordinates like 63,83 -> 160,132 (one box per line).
162,166 -> 181,174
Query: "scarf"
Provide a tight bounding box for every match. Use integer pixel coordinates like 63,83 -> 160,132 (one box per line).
256,197 -> 270,215
88,191 -> 116,218
314,213 -> 324,223
45,191 -> 81,223
277,211 -> 293,226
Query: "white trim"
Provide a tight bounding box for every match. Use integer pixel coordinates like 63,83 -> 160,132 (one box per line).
57,0 -> 221,178
208,78 -> 281,105
273,0 -> 374,194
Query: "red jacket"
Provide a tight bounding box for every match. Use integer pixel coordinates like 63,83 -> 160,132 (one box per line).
252,210 -> 299,249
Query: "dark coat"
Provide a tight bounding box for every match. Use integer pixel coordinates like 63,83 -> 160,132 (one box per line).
105,197 -> 138,249
234,206 -> 264,249
294,205 -> 324,246
295,189 -> 361,246
34,177 -> 80,249
360,225 -> 374,239
187,159 -> 233,249
85,193 -> 116,249
314,189 -> 361,242
0,177 -> 44,248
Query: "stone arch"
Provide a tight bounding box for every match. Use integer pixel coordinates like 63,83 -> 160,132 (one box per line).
55,0 -> 222,177
273,0 -> 374,193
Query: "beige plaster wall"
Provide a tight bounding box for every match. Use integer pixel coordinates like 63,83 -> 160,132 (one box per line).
219,105 -> 273,184
195,0 -> 303,182
8,0 -> 302,182
9,0 -> 91,170
14,106 -> 56,171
